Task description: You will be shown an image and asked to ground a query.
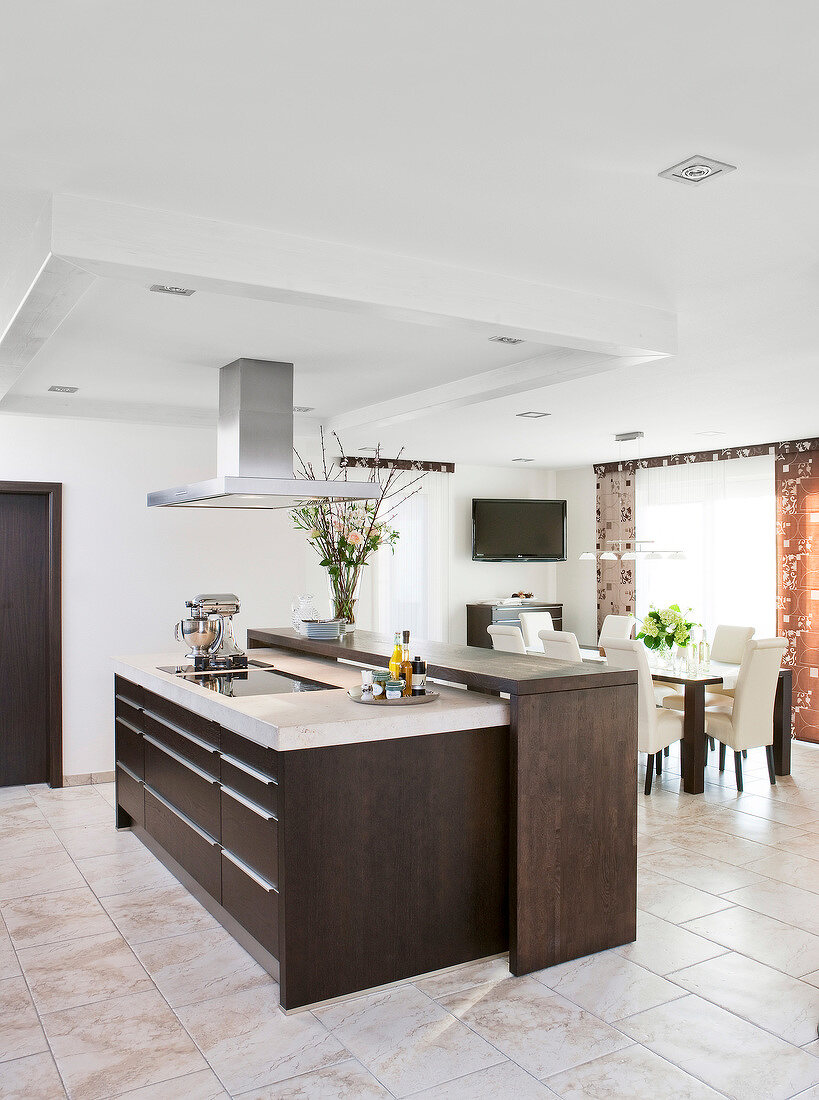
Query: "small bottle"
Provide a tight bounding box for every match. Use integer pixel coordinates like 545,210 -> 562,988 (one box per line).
401,630 -> 413,696
389,632 -> 403,681
699,628 -> 710,672
411,657 -> 427,695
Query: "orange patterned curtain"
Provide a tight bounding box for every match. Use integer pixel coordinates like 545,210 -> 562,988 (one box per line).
594,466 -> 637,636
776,445 -> 819,743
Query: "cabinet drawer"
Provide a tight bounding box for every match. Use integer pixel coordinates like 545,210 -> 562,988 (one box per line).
144,786 -> 221,900
115,717 -> 144,779
114,676 -> 145,710
220,727 -> 277,783
220,755 -> 278,815
115,694 -> 144,730
221,786 -> 278,885
141,689 -> 220,750
221,850 -> 278,957
141,711 -> 220,777
115,763 -> 144,827
144,737 -> 221,840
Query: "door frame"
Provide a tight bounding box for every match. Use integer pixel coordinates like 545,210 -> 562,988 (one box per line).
0,482 -> 62,787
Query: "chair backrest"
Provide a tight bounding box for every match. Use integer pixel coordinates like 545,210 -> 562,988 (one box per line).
487,623 -> 527,654
539,630 -> 582,662
519,611 -> 553,648
710,624 -> 755,664
602,637 -> 663,753
598,615 -> 634,648
731,638 -> 787,748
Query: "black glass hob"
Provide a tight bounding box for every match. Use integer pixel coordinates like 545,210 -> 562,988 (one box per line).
156,659 -> 335,698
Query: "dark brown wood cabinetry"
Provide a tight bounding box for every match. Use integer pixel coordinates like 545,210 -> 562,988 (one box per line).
466,601 -> 563,648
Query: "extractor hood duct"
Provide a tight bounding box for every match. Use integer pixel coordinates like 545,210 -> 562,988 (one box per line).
147,359 -> 379,508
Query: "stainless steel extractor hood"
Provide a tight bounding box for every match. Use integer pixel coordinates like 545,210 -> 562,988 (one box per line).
148,359 -> 379,508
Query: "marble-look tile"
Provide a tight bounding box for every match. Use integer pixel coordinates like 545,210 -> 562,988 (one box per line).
0,786 -> 33,808
19,929 -> 153,1014
239,1058 -> 391,1098
1,888 -> 115,949
34,800 -> 114,831
615,910 -> 726,975
42,989 -> 206,1100
637,869 -> 732,923
408,1060 -> 558,1098
94,783 -> 116,807
56,823 -> 141,861
0,1052 -> 66,1099
657,823 -> 781,867
618,993 -> 819,1100
312,984 -> 503,1097
683,905 -> 819,977
107,1067 -> 227,1098
641,845 -> 762,893
0,914 -> 20,979
744,850 -> 819,893
29,785 -> 101,806
803,969 -> 819,988
774,830 -> 819,861
635,834 -> 677,857
76,849 -> 176,898
745,778 -> 819,806
534,950 -> 684,1022
722,880 -> 819,936
0,976 -> 48,1063
0,850 -> 86,903
0,822 -> 62,864
131,925 -> 272,1007
101,884 -> 219,944
545,1042 -> 724,1100
671,951 -> 819,1046
0,804 -> 50,839
436,976 -> 631,1079
176,985 -> 347,1095
703,808 -> 810,847
722,794 -> 819,828
414,956 -> 512,1000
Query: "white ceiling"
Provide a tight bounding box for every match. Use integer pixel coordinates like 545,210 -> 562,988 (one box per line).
2,1 -> 819,467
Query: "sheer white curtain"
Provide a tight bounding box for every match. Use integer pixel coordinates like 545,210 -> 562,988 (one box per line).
374,472 -> 450,642
635,455 -> 776,639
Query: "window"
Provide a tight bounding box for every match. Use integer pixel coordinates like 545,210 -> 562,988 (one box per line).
636,455 -> 776,638
374,472 -> 450,642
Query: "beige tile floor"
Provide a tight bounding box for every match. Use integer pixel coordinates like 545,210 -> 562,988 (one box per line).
0,743 -> 818,1099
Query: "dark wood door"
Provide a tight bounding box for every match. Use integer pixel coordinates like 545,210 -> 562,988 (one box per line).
0,488 -> 60,786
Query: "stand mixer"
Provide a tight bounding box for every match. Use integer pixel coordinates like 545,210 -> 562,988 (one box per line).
175,593 -> 247,671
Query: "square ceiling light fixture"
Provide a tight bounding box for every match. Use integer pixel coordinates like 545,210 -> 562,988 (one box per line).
516,411 -> 550,419
149,284 -> 195,296
659,155 -> 737,185
489,335 -> 525,345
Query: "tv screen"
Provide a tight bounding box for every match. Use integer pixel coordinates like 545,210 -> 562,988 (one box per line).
472,499 -> 567,562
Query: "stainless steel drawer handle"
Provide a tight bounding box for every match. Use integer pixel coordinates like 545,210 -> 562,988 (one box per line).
116,716 -> 143,737
220,751 -> 277,785
222,848 -> 277,892
142,709 -> 218,755
115,693 -> 142,710
144,784 -> 219,846
221,784 -> 277,821
143,734 -> 219,785
116,760 -> 142,784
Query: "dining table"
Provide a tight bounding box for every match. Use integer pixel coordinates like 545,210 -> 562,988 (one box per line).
579,649 -> 793,794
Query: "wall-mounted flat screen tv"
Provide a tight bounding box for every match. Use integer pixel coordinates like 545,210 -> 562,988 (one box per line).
472,498 -> 567,562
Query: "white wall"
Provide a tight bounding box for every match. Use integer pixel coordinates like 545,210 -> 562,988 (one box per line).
447,464 -> 558,644
555,465 -> 598,644
0,413 -> 311,777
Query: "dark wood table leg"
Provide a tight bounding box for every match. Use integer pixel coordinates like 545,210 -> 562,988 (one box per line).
773,670 -> 792,777
682,681 -> 706,794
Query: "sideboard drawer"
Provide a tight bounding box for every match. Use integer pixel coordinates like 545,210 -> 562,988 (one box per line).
144,786 -> 221,900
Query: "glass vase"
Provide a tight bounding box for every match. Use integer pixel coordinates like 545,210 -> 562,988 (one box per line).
326,567 -> 363,633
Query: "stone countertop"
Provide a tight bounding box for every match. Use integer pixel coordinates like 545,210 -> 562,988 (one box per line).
112,648 -> 510,752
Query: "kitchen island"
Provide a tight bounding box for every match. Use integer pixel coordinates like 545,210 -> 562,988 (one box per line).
114,636 -> 637,1011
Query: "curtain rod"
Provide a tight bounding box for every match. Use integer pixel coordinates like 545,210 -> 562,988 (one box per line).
593,436 -> 819,477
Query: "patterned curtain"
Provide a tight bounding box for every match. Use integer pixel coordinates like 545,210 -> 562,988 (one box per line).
595,467 -> 637,635
776,445 -> 819,743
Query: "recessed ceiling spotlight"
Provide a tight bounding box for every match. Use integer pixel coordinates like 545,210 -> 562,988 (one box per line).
489,335 -> 525,345
512,457 -> 534,463
149,284 -> 195,296
292,406 -> 315,413
516,411 -> 550,419
48,385 -> 78,393
659,155 -> 737,185
696,430 -> 727,438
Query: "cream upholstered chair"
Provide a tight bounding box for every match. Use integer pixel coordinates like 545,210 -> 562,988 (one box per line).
604,637 -> 684,794
487,623 -> 526,654
598,614 -> 634,655
662,624 -> 756,711
519,611 -> 554,650
705,638 -> 787,791
538,630 -> 582,662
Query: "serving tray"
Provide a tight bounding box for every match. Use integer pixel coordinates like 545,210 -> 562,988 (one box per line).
347,687 -> 440,706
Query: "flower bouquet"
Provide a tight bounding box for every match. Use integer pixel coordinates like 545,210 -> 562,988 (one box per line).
637,604 -> 697,656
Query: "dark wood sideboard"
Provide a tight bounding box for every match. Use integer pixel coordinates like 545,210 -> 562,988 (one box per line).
467,601 -> 563,648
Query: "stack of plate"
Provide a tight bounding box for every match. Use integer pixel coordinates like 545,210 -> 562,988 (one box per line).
300,618 -> 345,640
